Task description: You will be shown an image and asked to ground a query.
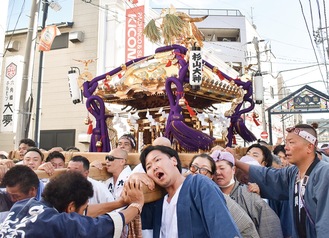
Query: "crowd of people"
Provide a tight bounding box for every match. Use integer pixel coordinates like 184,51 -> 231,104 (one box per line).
0,124 -> 328,237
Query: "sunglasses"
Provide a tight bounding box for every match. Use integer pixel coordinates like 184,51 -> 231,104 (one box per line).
189,164 -> 212,175
286,127 -> 317,145
105,155 -> 124,161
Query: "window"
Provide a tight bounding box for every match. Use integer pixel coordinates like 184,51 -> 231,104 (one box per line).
40,129 -> 75,150
200,28 -> 240,42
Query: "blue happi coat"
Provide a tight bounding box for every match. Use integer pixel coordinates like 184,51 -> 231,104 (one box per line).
142,174 -> 241,238
0,198 -> 124,238
249,160 -> 329,238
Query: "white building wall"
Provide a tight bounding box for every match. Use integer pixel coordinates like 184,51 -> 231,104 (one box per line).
1,0 -> 101,152
1,3 -> 286,151
193,9 -> 283,144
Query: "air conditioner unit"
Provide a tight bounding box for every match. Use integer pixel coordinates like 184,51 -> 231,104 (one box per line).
78,133 -> 91,143
7,41 -> 20,52
69,31 -> 84,43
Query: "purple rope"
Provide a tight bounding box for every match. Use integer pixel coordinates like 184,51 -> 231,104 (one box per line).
83,43 -> 254,151
203,61 -> 256,147
83,56 -> 148,152
165,74 -> 215,151
86,95 -> 110,152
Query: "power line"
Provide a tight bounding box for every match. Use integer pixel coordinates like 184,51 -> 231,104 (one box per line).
315,0 -> 329,92
324,0 -> 329,56
298,0 -> 327,93
308,0 -> 316,37
3,0 -> 26,57
267,63 -> 325,78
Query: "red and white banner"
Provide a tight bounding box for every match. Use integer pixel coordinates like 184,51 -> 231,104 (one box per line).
39,25 -> 61,51
1,56 -> 23,132
125,4 -> 145,62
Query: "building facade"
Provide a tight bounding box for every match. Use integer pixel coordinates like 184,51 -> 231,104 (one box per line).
1,1 -> 288,152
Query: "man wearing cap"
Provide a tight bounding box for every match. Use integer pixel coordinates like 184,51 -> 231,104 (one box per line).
211,150 -> 283,238
235,124 -> 329,237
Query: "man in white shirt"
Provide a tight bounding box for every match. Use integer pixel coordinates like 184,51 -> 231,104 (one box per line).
67,155 -> 114,204
104,148 -> 132,200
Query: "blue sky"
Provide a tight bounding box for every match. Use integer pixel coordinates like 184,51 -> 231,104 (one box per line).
6,0 -> 328,94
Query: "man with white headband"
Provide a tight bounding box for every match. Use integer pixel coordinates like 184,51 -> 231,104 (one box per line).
235,123 -> 329,237
118,134 -> 136,153
320,143 -> 329,157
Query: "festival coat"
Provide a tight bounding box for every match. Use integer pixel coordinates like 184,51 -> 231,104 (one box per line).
249,159 -> 329,238
229,181 -> 283,238
0,198 -> 124,238
143,174 -> 242,238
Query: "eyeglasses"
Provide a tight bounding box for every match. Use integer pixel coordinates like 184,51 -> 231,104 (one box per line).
105,155 -> 124,161
189,164 -> 212,175
286,127 -> 317,145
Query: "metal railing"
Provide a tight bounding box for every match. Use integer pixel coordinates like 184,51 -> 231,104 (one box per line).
152,8 -> 243,17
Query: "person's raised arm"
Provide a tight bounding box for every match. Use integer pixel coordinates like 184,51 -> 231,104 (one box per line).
120,179 -> 144,224
128,172 -> 155,191
86,198 -> 126,217
0,165 -> 9,183
0,159 -> 15,169
37,162 -> 55,176
234,158 -> 251,174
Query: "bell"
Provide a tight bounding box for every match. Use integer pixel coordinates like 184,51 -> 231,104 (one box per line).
96,141 -> 102,147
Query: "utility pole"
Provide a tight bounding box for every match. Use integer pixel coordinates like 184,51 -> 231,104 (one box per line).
34,0 -> 49,146
251,37 -> 267,133
15,0 -> 41,148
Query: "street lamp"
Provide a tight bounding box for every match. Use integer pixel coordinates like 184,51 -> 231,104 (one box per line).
67,67 -> 83,104
254,70 -> 263,104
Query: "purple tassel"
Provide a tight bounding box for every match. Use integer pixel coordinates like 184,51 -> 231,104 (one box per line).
165,75 -> 215,152
166,121 -> 215,151
203,62 -> 257,147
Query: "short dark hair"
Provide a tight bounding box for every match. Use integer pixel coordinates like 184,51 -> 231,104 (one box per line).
190,153 -> 216,174
140,145 -> 182,173
246,143 -> 273,167
0,154 -> 7,160
25,147 -> 44,161
70,155 -> 90,170
65,146 -> 80,152
19,138 -> 36,147
42,172 -> 93,212
46,151 -> 65,163
273,144 -> 286,156
1,165 -> 39,194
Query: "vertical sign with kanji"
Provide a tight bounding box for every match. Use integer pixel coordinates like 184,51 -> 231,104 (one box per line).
125,0 -> 145,62
1,56 -> 23,132
189,47 -> 203,90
